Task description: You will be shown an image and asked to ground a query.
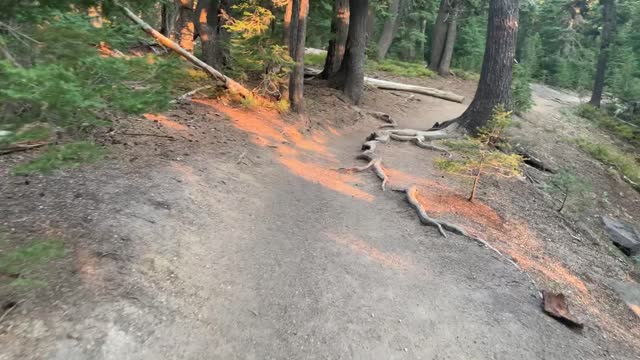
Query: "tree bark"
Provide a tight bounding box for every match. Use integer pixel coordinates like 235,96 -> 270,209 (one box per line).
365,78 -> 464,102
321,0 -> 350,79
429,0 -> 449,71
289,0 -> 310,113
284,0 -> 294,47
88,5 -> 103,28
437,8 -> 458,76
589,0 -> 616,107
195,0 -> 223,69
376,0 -> 401,61
333,0 -> 370,104
450,0 -> 520,133
367,5 -> 376,39
418,17 -> 427,62
176,0 -> 195,53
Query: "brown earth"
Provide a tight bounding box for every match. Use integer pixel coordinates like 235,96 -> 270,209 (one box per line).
1,75 -> 639,359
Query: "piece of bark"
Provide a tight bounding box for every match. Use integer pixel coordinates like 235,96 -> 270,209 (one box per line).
542,291 -> 584,329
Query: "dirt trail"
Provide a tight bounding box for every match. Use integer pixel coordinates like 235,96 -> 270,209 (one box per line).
1,84 -> 635,359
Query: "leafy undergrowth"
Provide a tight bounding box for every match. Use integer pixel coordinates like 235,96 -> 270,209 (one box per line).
574,138 -> 640,185
304,53 -> 326,67
304,54 -> 435,78
1,12 -> 209,174
12,142 -> 106,175
576,104 -> 640,146
368,59 -> 434,78
0,234 -> 66,290
451,68 -> 480,81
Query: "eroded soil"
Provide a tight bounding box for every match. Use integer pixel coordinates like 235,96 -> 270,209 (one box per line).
1,77 -> 639,359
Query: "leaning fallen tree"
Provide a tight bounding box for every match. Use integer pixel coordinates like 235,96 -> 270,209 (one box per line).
304,67 -> 465,103
116,2 -> 253,99
364,78 -> 465,103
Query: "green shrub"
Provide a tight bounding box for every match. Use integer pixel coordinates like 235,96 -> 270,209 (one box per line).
576,104 -> 640,145
0,13 -> 192,133
543,168 -> 591,212
512,63 -> 534,114
451,68 -> 480,81
368,59 -> 434,78
13,142 -> 106,175
437,106 -> 523,201
0,238 -> 66,289
304,53 -> 327,67
574,138 -> 640,184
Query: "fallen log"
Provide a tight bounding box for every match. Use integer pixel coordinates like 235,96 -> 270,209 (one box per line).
364,78 -> 465,103
303,68 -> 465,103
116,2 -> 252,99
0,141 -> 49,155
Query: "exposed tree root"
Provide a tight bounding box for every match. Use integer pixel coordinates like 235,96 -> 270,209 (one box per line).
336,123 -> 541,296
405,186 -> 447,237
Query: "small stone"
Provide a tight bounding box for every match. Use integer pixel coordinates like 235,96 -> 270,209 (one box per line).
67,332 -> 81,340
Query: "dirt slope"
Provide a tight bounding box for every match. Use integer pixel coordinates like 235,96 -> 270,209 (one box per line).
0,81 -> 638,359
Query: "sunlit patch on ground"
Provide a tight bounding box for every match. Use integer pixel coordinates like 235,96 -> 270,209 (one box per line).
327,233 -> 412,270
75,247 -> 102,292
384,165 -> 640,342
143,113 -> 189,131
192,99 -> 374,202
170,162 -> 200,184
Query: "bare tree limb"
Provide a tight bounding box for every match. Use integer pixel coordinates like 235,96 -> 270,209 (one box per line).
115,2 -> 253,99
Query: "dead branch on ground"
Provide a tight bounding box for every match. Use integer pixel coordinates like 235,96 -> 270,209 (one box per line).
0,141 -> 49,155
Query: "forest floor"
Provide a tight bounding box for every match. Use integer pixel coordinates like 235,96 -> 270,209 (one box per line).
1,73 -> 639,359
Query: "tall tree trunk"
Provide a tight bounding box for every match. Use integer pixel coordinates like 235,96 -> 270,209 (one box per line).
289,0 -> 310,113
333,0 -> 370,104
160,3 -> 174,37
214,0 -> 232,68
367,5 -> 376,39
437,8 -> 459,76
88,5 -> 103,28
418,17 -> 427,62
429,0 -> 449,71
589,0 -> 616,107
321,0 -> 350,79
284,0 -> 293,46
176,0 -> 195,53
195,0 -> 222,68
376,0 -> 401,61
451,0 -> 520,133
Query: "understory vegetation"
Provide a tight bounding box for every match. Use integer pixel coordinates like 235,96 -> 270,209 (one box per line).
575,138 -> 640,186
0,232 -> 66,291
437,107 -> 524,201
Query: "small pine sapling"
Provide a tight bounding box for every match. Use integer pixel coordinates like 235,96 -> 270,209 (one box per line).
436,106 -> 524,201
545,169 -> 591,213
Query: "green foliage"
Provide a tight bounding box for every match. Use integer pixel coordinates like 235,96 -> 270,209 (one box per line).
276,98 -> 290,113
576,104 -> 640,145
451,68 -> 480,81
0,237 -> 66,289
437,106 -> 523,200
0,124 -> 52,148
544,168 -> 591,212
368,59 -> 435,78
1,13 -> 192,134
304,53 -> 327,68
477,104 -> 513,146
574,138 -> 640,184
512,63 -> 534,114
226,2 -> 293,96
452,15 -> 487,72
12,142 -> 105,175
